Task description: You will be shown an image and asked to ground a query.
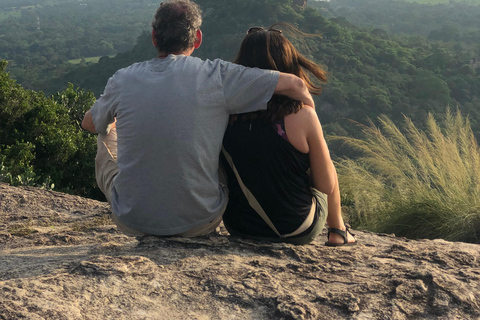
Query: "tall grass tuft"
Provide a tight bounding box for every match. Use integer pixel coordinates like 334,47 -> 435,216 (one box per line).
334,108 -> 480,243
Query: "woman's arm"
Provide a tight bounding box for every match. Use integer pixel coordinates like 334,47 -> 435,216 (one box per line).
307,112 -> 336,194
285,107 -> 336,194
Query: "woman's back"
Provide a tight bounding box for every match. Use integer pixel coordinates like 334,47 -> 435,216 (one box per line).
222,112 -> 314,237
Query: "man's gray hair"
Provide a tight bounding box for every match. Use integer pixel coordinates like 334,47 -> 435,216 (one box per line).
151,0 -> 202,54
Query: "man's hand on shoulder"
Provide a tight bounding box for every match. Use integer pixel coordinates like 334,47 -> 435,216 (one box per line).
275,73 -> 315,109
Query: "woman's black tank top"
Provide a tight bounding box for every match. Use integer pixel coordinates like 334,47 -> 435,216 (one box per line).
222,117 -> 313,237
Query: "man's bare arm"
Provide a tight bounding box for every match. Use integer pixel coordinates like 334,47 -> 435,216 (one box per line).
82,110 -> 116,134
275,73 -> 314,108
82,110 -> 97,133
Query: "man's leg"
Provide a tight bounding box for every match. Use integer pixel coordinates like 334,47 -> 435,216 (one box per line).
95,128 -> 118,204
95,128 -> 145,237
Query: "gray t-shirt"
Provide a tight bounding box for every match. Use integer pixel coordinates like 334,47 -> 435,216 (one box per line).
90,55 -> 279,235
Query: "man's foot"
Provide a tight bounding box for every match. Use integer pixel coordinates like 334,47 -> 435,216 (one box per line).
325,224 -> 356,246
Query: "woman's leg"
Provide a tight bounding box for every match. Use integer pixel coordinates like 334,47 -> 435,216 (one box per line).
325,169 -> 355,244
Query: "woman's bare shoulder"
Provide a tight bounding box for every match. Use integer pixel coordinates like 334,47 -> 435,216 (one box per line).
284,106 -> 320,154
287,106 -> 320,127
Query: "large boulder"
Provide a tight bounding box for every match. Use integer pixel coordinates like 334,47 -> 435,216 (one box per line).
1,183 -> 479,319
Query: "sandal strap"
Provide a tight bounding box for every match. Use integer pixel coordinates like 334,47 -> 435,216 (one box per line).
327,224 -> 354,244
345,224 -> 355,237
327,228 -> 348,244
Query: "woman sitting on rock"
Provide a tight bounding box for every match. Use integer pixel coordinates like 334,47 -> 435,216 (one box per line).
221,24 -> 356,246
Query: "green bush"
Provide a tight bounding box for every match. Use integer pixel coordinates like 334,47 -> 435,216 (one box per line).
335,108 -> 480,243
0,60 -> 100,199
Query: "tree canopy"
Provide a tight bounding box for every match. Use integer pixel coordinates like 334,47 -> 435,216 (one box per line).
50,0 -> 480,137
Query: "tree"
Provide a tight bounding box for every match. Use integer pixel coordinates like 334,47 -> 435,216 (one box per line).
409,70 -> 451,105
0,60 -> 99,198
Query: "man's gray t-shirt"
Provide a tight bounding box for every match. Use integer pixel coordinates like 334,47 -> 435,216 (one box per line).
90,55 -> 279,235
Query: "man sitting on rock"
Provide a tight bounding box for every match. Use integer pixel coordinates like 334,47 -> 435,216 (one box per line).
81,0 -> 314,237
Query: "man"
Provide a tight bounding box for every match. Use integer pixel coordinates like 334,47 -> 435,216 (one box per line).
82,0 -> 315,237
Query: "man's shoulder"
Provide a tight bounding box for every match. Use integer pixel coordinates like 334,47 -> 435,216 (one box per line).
113,57 -> 236,75
115,60 -> 152,75
187,56 -> 238,70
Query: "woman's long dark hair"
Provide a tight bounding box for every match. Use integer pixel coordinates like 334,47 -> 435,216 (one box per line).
233,23 -> 327,122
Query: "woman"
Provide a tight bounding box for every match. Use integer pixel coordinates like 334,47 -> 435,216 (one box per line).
221,24 -> 356,246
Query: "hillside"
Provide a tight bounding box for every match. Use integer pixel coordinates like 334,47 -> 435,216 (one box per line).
321,0 -> 480,39
1,183 -> 479,319
2,0 -> 480,137
403,0 -> 480,4
2,0 -> 479,136
0,0 -> 154,90
47,0 -> 480,137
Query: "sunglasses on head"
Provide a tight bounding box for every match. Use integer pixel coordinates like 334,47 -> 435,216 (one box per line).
246,27 -> 282,35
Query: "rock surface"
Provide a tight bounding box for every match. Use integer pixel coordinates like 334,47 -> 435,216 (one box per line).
0,183 -> 479,320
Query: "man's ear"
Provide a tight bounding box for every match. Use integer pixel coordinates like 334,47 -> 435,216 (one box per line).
194,30 -> 202,49
151,29 -> 157,47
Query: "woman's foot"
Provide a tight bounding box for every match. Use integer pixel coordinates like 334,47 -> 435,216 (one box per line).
325,224 -> 356,246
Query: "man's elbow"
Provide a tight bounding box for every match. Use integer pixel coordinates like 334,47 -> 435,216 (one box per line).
293,76 -> 306,93
81,111 -> 97,133
81,119 -> 94,132
276,73 -> 301,95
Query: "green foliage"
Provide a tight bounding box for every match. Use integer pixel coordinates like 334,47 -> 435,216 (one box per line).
321,0 -> 480,39
56,32 -> 157,96
0,60 -> 99,198
335,109 -> 480,243
308,0 -> 480,136
53,83 -> 96,128
403,0 -> 480,4
0,0 -> 154,92
409,70 -> 451,104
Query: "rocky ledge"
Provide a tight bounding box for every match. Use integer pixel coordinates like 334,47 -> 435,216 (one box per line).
0,183 -> 479,319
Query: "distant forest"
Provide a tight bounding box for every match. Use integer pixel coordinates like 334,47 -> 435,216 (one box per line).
2,0 -> 480,136
0,0 -> 154,90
